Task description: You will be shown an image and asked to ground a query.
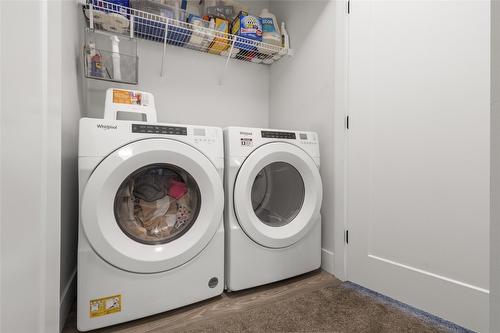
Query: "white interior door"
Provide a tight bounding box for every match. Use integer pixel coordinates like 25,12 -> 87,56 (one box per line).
347,1 -> 490,332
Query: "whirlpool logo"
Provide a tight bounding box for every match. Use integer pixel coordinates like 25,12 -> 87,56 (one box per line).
97,124 -> 118,130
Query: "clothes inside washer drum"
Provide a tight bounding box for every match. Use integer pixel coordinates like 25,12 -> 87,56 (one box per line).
136,196 -> 172,228
133,170 -> 167,202
114,164 -> 200,244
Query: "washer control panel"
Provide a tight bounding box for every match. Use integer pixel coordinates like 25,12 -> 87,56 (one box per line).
132,124 -> 187,135
193,127 -> 218,144
299,132 -> 317,145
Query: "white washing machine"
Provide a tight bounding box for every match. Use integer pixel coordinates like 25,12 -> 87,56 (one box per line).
77,116 -> 224,330
224,127 -> 322,291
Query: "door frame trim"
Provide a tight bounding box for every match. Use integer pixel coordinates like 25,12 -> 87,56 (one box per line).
331,0 -> 351,281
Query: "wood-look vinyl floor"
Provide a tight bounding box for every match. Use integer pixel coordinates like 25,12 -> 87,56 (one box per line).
63,270 -> 338,333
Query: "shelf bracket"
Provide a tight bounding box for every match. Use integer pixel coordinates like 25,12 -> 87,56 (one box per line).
218,37 -> 237,86
129,14 -> 134,39
161,18 -> 170,78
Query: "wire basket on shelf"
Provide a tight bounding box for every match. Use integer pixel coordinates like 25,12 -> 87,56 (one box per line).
83,28 -> 139,84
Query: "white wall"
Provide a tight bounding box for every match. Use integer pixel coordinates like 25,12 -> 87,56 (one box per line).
491,0 -> 500,331
81,0 -> 347,282
85,1 -> 271,128
0,1 -> 82,331
0,1 -> 62,332
269,0 -> 347,278
82,2 -> 347,280
60,1 -> 85,330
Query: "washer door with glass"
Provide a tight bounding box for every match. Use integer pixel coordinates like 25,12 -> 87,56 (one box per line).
233,142 -> 322,248
81,138 -> 223,273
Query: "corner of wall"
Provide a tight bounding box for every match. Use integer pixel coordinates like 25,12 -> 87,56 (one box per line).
269,0 -> 349,281
321,248 -> 335,274
59,1 -> 85,330
491,0 -> 500,331
59,269 -> 77,332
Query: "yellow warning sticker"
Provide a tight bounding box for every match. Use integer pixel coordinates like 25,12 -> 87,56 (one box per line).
113,89 -> 143,105
113,89 -> 132,104
89,294 -> 121,318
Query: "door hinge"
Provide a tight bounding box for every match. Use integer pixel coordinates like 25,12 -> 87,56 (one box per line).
345,230 -> 349,244
347,0 -> 351,14
346,115 -> 350,130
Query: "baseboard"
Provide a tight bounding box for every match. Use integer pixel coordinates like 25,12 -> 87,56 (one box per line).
59,268 -> 77,332
321,248 -> 334,274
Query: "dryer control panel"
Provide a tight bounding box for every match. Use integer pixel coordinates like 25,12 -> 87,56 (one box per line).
224,127 -> 320,160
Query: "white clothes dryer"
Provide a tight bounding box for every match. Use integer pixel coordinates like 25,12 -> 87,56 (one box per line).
77,118 -> 224,331
224,127 -> 322,291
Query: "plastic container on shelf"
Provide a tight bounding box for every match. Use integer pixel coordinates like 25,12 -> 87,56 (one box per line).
186,1 -> 203,16
202,0 -> 247,21
280,21 -> 290,55
259,9 -> 281,45
257,8 -> 281,56
186,14 -> 214,51
169,1 -> 193,47
208,18 -> 230,54
87,40 -> 103,77
130,0 -> 191,45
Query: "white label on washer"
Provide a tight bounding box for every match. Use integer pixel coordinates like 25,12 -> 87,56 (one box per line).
241,138 -> 253,147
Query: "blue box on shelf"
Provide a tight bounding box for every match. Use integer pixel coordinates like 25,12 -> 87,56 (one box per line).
231,11 -> 262,52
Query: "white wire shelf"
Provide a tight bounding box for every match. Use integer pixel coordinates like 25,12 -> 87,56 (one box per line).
81,0 -> 292,67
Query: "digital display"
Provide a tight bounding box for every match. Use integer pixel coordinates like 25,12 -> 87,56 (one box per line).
299,133 -> 308,140
132,124 -> 187,135
193,128 -> 206,136
261,130 -> 296,139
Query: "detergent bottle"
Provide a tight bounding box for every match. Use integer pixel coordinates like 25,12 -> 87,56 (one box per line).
259,8 -> 281,46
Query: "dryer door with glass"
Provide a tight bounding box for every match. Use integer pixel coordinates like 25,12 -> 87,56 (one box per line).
233,142 -> 322,248
81,138 -> 223,273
